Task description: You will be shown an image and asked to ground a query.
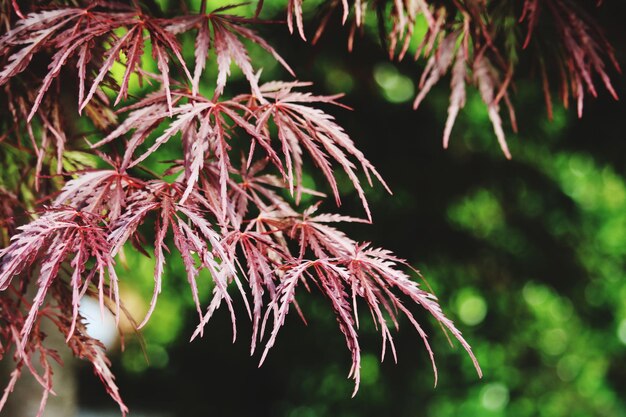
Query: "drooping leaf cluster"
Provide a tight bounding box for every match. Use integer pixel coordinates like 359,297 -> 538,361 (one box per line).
306,0 -> 619,157
0,0 -> 618,415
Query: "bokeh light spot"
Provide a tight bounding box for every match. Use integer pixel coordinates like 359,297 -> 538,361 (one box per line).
617,319 -> 626,345
360,354 -> 380,386
455,289 -> 487,326
557,355 -> 581,381
459,296 -> 487,326
79,297 -> 118,349
540,328 -> 568,356
522,282 -> 550,307
373,63 -> 415,103
480,383 -> 510,411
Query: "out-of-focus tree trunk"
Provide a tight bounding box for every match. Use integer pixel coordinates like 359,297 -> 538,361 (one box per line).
1,317 -> 77,417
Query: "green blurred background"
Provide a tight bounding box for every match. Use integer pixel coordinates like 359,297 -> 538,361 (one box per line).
74,1 -> 626,416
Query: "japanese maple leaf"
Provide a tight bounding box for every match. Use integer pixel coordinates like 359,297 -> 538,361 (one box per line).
0,208 -> 119,346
